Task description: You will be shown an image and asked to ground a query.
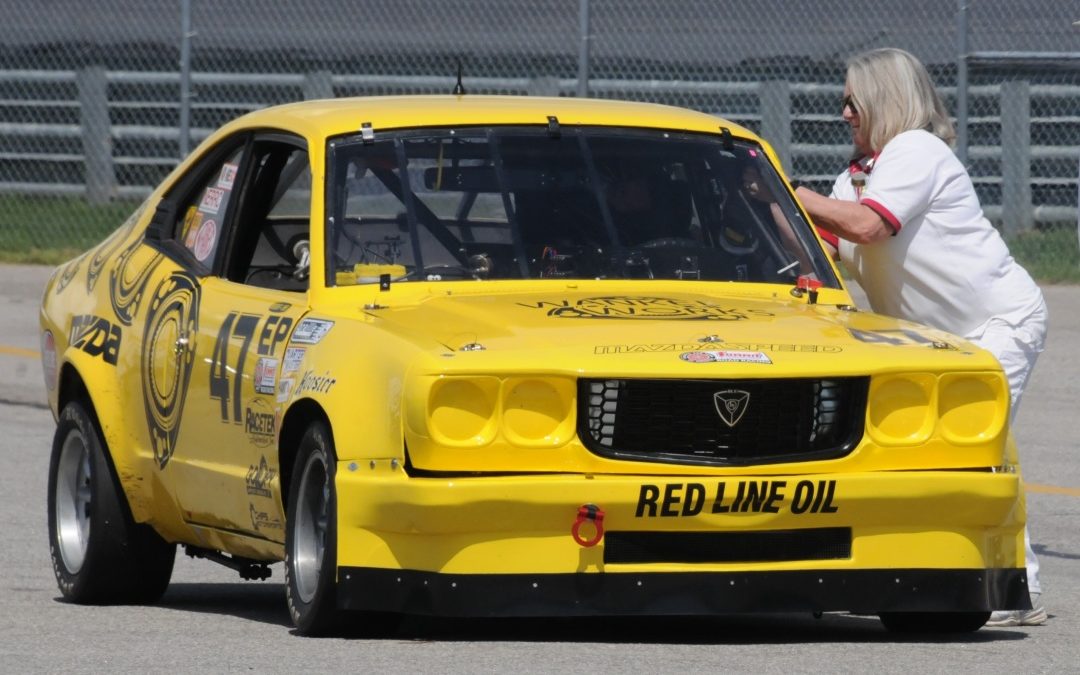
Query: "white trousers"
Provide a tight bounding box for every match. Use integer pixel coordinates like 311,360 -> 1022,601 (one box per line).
966,298 -> 1048,595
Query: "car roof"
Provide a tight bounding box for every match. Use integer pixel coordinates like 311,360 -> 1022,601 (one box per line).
216,95 -> 760,143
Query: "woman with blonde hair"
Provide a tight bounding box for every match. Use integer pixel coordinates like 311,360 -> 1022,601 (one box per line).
795,47 -> 1049,627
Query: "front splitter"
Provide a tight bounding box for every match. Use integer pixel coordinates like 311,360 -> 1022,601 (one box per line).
337,567 -> 1029,617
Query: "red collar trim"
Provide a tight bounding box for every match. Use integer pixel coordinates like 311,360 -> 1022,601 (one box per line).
848,152 -> 880,176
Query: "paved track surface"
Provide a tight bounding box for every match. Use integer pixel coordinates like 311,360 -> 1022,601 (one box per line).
1,262 -> 1077,673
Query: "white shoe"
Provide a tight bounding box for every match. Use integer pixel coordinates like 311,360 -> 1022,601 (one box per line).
986,593 -> 1047,627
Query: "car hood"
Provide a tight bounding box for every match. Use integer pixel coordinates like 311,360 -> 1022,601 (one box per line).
356,287 -> 996,375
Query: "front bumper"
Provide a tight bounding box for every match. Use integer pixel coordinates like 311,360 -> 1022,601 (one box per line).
334,468 -> 1028,615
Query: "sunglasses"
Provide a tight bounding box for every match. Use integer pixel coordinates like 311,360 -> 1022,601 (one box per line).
842,95 -> 858,115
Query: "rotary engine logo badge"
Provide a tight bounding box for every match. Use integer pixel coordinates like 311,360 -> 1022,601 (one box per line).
713,390 -> 750,427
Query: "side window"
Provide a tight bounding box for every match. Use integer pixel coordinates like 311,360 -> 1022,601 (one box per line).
176,148 -> 243,267
224,141 -> 311,291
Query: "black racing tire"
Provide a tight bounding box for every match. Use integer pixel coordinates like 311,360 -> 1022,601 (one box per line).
878,611 -> 991,634
284,420 -> 342,635
47,400 -> 175,604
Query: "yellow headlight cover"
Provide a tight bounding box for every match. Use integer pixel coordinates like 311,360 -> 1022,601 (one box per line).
867,373 -> 935,446
501,377 -> 576,447
938,372 -> 1007,445
428,376 -> 500,446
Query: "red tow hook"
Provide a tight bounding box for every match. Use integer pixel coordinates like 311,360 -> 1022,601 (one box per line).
571,504 -> 606,547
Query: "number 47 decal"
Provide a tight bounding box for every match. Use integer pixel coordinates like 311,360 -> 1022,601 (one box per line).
848,328 -> 956,349
210,312 -> 294,423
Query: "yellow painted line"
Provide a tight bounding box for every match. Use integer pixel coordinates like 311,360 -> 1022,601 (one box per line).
0,344 -> 39,359
1027,482 -> 1080,498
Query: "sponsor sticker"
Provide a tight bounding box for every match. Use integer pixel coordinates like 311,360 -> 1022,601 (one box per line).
276,378 -> 294,403
41,331 -> 57,391
595,342 -> 842,355
679,350 -> 772,364
282,347 -> 305,373
70,314 -> 123,366
199,187 -> 225,214
633,479 -> 838,518
253,357 -> 278,394
249,503 -> 283,533
297,370 -> 337,395
519,296 -> 775,321
217,163 -> 238,189
291,318 -> 334,344
193,219 -> 218,262
182,207 -> 203,248
244,404 -> 276,450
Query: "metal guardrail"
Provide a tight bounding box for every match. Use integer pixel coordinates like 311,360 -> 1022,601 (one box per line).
1,69 -> 1077,228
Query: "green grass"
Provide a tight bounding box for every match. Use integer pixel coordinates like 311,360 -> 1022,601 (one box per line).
1006,224 -> 1080,283
0,195 -> 141,265
2,195 -> 1078,282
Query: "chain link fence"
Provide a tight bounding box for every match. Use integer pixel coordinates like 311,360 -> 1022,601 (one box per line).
1,0 -> 1077,278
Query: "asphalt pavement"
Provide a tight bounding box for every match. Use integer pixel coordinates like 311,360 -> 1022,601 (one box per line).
1,262 -> 1077,673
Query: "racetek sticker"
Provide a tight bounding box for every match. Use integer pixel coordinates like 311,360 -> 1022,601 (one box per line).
518,296 -> 775,321
679,350 -> 771,364
595,342 -> 842,355
245,401 -> 276,450
635,480 -> 838,517
291,318 -> 334,344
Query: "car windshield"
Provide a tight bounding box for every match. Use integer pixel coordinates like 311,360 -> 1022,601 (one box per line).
325,126 -> 836,287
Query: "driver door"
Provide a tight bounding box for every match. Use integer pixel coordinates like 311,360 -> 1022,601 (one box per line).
169,135 -> 311,542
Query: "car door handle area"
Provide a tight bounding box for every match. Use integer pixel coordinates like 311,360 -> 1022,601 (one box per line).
174,335 -> 190,356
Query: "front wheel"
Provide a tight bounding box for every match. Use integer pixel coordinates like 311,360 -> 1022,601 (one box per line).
47,400 -> 175,604
878,611 -> 991,633
285,421 -> 342,635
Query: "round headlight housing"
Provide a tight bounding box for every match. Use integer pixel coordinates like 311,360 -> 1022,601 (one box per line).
938,373 -> 1007,445
428,376 -> 499,446
866,374 -> 935,446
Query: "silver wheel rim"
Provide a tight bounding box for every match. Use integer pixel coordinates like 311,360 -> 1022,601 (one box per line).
293,451 -> 329,604
55,430 -> 92,573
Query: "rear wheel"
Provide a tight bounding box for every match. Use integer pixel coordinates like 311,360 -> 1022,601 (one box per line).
285,421 -> 342,635
48,400 -> 175,604
879,611 -> 991,633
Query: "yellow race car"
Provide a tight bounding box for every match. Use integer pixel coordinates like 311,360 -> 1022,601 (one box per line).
40,94 -> 1029,635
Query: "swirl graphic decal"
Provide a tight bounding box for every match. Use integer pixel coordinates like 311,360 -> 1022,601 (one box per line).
141,272 -> 200,469
54,255 -> 83,295
519,296 -> 776,321
109,234 -> 163,326
87,204 -> 145,294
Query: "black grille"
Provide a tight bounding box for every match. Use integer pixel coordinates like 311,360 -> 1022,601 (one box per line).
604,528 -> 852,564
580,377 -> 867,465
